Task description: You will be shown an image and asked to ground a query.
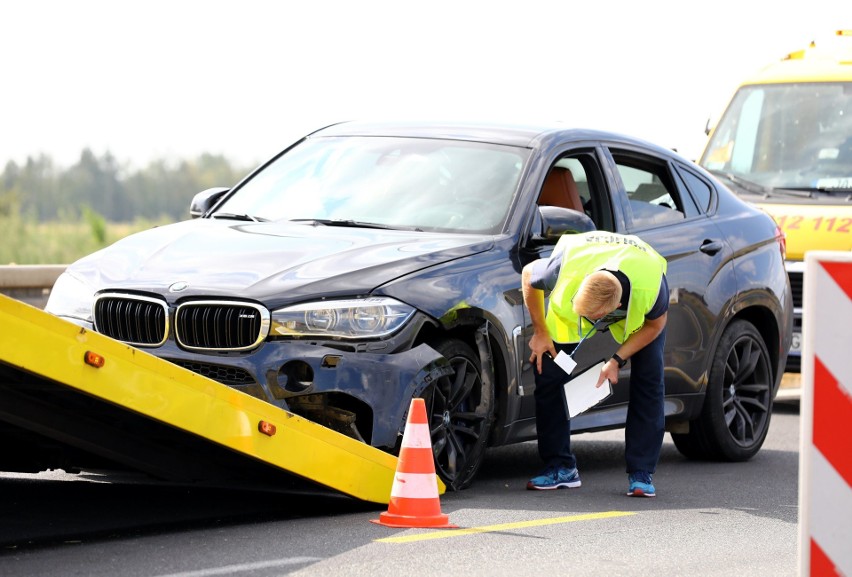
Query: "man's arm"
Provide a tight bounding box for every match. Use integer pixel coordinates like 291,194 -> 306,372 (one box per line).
598,273 -> 669,386
522,262 -> 557,374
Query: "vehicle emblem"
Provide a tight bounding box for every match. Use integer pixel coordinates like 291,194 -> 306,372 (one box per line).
169,281 -> 189,293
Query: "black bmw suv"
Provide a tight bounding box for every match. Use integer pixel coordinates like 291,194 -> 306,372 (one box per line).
46,120 -> 793,489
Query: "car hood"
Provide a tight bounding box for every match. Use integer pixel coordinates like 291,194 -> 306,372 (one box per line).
67,219 -> 494,305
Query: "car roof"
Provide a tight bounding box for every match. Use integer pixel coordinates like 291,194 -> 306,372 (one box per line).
308,120 -> 677,157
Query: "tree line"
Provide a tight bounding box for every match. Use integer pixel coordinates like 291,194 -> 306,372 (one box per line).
1,148 -> 254,223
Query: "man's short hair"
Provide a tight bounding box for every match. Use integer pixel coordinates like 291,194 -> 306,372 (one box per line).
572,271 -> 622,317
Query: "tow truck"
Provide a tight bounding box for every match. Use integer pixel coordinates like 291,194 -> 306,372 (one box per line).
0,293 -> 426,503
698,29 -> 852,391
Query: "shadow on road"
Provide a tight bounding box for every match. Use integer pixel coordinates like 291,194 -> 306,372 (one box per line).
0,404 -> 799,551
0,474 -> 381,551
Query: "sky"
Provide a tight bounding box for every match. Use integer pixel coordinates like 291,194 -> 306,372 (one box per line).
3,1 -> 851,172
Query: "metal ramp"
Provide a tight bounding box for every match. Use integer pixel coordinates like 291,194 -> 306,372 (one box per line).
0,294 -> 436,503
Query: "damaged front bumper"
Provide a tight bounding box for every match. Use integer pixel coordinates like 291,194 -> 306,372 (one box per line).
159,339 -> 453,449
53,314 -> 454,450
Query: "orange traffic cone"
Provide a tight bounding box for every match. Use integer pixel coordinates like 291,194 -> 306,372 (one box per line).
371,398 -> 457,528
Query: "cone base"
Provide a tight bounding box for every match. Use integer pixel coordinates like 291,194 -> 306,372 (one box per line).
370,511 -> 458,529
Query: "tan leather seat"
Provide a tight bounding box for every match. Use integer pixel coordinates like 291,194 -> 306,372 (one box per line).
538,167 -> 584,212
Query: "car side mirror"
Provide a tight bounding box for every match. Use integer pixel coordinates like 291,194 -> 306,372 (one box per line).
531,206 -> 596,244
189,187 -> 230,219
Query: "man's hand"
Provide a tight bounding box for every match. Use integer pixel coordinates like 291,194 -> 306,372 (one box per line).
522,262 -> 556,374
597,312 -> 667,387
528,331 -> 557,374
598,358 -> 621,387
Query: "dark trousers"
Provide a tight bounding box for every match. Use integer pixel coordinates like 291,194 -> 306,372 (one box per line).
533,327 -> 666,474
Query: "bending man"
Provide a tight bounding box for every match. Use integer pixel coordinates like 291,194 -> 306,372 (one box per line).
522,231 -> 669,497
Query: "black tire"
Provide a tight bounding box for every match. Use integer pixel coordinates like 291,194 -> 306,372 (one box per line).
421,338 -> 493,491
671,319 -> 774,461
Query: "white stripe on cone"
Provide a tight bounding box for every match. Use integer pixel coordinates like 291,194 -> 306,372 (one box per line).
400,423 -> 431,448
389,471 -> 440,498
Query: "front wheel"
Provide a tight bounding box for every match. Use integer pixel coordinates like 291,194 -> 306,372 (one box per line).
671,319 -> 774,461
421,338 -> 493,490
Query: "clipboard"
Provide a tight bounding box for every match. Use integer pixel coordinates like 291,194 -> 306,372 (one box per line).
562,360 -> 613,419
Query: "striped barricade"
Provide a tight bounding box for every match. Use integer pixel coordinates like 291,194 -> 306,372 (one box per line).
799,251 -> 852,576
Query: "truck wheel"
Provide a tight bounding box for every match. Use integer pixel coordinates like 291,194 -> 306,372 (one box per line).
422,338 -> 493,490
671,319 -> 773,461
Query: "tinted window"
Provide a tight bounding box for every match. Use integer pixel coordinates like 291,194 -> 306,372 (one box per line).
541,151 -> 614,231
611,151 -> 686,229
678,167 -> 713,213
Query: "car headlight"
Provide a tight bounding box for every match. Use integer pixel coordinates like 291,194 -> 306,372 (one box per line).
44,272 -> 96,323
270,297 -> 415,339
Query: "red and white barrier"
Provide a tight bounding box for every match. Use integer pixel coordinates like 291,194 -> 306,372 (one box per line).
799,251 -> 852,576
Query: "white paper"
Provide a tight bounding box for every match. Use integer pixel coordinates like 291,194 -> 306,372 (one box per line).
553,350 -> 577,375
563,360 -> 612,419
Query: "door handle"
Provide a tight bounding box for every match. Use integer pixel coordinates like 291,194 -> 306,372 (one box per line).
700,239 -> 723,255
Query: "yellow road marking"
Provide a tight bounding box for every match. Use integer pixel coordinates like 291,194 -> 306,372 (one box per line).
376,510 -> 637,543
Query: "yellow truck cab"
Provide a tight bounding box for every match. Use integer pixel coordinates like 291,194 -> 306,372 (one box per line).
698,30 -> 852,377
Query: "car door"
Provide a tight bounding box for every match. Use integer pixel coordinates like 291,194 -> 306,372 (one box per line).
595,145 -> 735,404
515,146 -> 618,422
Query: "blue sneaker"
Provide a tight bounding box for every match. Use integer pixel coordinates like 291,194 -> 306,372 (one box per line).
526,465 -> 581,490
627,471 -> 656,497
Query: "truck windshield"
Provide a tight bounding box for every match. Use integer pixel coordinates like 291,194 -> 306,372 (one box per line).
699,82 -> 852,191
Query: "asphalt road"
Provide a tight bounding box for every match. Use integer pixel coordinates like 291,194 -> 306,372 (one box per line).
0,403 -> 801,577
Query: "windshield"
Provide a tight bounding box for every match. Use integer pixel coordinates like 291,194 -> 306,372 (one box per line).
214,136 -> 528,233
699,82 -> 852,190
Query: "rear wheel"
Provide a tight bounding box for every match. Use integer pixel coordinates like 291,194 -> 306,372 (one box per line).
421,338 -> 493,490
671,319 -> 773,461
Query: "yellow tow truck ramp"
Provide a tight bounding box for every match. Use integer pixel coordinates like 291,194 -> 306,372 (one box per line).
0,293 -> 429,504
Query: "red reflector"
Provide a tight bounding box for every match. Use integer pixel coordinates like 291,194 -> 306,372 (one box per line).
775,225 -> 787,261
258,420 -> 277,436
84,351 -> 105,368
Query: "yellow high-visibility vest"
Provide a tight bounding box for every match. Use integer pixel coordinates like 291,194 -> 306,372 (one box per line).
545,232 -> 667,344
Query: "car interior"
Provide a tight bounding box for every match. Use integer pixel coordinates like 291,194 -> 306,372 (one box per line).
538,166 -> 585,213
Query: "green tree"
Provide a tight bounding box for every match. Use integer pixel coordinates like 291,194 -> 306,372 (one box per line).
0,149 -> 254,264
3,155 -> 59,220
59,149 -> 126,221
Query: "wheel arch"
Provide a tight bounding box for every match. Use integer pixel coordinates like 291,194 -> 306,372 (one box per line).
411,308 -> 512,447
699,283 -> 785,395
732,306 -> 781,384
671,313 -> 776,461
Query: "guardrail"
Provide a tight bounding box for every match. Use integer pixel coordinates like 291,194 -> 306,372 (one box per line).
0,265 -> 66,309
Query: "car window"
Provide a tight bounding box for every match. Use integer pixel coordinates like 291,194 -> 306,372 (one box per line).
675,164 -> 714,213
537,152 -> 612,231
216,136 -> 529,234
610,151 -> 687,229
